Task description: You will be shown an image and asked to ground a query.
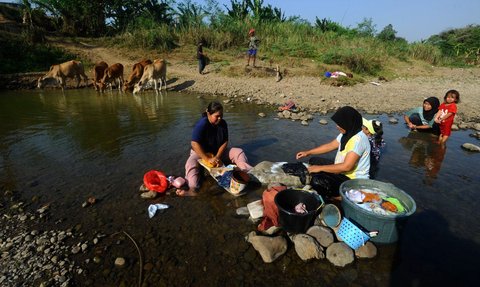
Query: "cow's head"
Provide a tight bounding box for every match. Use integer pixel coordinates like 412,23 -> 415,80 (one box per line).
97,81 -> 107,92
133,83 -> 142,94
37,77 -> 45,89
123,80 -> 134,92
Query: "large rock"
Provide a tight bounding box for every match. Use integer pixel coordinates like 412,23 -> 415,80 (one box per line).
248,161 -> 303,186
354,241 -> 377,258
461,143 -> 480,152
474,123 -> 480,131
326,242 -> 354,267
290,234 -> 324,261
307,226 -> 334,248
245,231 -> 288,263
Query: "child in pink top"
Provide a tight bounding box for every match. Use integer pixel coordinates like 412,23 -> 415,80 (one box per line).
434,89 -> 460,144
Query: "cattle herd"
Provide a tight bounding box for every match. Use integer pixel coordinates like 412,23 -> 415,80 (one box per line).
37,59 -> 167,93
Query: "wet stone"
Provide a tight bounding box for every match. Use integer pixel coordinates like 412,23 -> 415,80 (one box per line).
143,262 -> 154,271
115,257 -> 126,267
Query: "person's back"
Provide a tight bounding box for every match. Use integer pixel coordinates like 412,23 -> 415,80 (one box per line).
334,131 -> 370,179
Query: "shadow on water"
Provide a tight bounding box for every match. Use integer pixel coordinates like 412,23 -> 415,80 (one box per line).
390,209 -> 480,287
0,89 -> 479,286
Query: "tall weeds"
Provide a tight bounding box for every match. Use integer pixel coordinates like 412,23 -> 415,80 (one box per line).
409,43 -> 442,65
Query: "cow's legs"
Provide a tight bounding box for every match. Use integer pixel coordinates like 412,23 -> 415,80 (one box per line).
75,75 -> 81,88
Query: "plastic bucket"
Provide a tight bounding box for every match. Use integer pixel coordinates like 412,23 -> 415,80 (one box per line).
275,189 -> 324,233
229,170 -> 249,194
340,179 -> 416,244
318,204 -> 341,228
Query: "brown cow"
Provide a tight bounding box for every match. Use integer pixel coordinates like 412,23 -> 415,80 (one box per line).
98,63 -> 124,92
123,59 -> 153,92
133,59 -> 167,94
37,60 -> 89,90
92,61 -> 108,91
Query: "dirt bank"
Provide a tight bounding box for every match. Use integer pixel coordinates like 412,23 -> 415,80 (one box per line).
3,41 -> 480,124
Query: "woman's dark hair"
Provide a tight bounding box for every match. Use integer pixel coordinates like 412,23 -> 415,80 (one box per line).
444,89 -> 460,103
372,120 -> 384,145
202,101 -> 223,117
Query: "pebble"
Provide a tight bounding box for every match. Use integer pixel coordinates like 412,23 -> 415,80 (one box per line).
319,119 -> 328,125
71,246 -> 81,254
461,143 -> 480,152
388,117 -> 399,124
115,257 -> 126,267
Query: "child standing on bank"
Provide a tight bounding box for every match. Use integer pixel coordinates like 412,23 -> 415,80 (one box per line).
247,29 -> 260,67
434,89 -> 460,144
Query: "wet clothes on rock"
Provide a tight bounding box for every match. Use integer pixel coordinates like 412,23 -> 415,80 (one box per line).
281,162 -> 308,184
307,131 -> 370,198
258,185 -> 287,231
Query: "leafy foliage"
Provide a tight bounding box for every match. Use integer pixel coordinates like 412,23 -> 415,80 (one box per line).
176,0 -> 207,28
0,33 -> 74,73
377,24 -> 397,41
314,17 -> 348,35
355,18 -> 376,37
427,25 -> 480,65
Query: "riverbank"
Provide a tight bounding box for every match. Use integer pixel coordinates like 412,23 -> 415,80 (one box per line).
1,42 -> 480,125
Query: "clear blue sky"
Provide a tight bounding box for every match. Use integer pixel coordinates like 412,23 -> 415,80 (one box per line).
204,0 -> 480,42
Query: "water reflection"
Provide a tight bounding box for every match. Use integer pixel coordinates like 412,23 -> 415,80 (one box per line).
399,132 -> 446,185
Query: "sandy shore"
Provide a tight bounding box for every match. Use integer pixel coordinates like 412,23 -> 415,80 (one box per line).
3,44 -> 480,124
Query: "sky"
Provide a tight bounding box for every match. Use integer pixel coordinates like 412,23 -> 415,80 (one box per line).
204,0 -> 480,42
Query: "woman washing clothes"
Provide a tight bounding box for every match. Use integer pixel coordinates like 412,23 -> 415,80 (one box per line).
404,97 -> 440,135
295,106 -> 370,200
176,101 -> 252,196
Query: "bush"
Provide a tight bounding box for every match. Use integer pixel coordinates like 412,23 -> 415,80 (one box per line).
0,36 -> 75,73
409,43 -> 442,65
111,25 -> 177,51
321,48 -> 383,75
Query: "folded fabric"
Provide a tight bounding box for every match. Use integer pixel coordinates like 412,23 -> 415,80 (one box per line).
361,191 -> 381,203
381,201 -> 398,213
346,189 -> 365,203
384,197 -> 405,213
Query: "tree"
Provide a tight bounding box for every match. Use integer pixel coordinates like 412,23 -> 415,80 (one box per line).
32,0 -> 106,36
355,17 -> 376,37
377,24 -> 397,41
315,17 -> 348,33
224,0 -> 249,20
176,0 -> 207,28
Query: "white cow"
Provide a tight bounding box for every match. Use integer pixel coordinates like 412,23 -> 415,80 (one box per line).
133,59 -> 167,94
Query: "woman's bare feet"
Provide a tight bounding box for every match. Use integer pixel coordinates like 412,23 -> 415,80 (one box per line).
176,188 -> 197,197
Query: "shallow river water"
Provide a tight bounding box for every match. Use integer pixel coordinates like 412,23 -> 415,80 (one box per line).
0,89 -> 479,286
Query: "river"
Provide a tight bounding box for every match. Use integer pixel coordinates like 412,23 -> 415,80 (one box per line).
0,89 -> 479,286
